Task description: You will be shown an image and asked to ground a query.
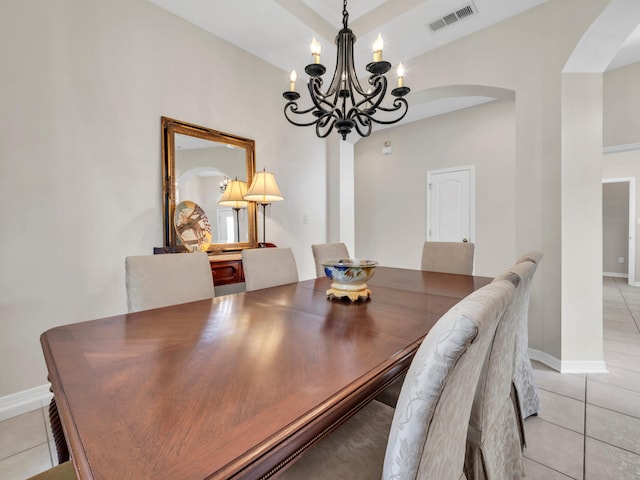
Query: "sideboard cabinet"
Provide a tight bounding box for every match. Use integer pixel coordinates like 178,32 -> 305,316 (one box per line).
209,254 -> 244,286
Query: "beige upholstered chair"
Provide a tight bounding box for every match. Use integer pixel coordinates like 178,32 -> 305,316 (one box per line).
311,242 -> 350,277
376,242 -> 474,407
512,252 -> 543,419
125,252 -> 215,313
376,240 -> 475,407
242,247 -> 299,291
277,279 -> 514,480
421,241 -> 475,275
464,269 -> 525,479
27,462 -> 76,480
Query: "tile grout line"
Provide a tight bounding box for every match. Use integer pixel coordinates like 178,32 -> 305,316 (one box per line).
525,456 -> 578,480
615,278 -> 640,334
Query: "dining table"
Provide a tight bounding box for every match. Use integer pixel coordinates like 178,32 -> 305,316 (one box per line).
40,266 -> 492,480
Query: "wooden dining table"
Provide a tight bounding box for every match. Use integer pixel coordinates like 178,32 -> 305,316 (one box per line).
40,266 -> 492,480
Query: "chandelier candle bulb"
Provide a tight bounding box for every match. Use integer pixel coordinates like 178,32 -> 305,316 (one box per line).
311,37 -> 322,64
289,70 -> 297,91
372,33 -> 383,62
397,63 -> 405,88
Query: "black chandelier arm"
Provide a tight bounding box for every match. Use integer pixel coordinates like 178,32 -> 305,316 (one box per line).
365,97 -> 410,125
315,116 -> 338,138
357,76 -> 387,111
308,78 -> 342,117
283,102 -> 326,127
351,113 -> 374,138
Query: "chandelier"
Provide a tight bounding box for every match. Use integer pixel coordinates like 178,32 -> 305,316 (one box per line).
282,0 -> 410,140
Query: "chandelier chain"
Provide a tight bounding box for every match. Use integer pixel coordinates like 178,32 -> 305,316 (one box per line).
342,0 -> 349,29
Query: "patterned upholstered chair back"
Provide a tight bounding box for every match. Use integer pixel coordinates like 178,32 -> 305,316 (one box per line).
421,241 -> 475,275
311,242 -> 350,277
383,280 -> 514,479
242,247 -> 299,291
465,269 -> 526,479
513,252 -> 543,419
125,252 -> 214,313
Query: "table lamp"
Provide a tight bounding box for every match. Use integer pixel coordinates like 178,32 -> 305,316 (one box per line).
244,169 -> 283,247
218,178 -> 248,242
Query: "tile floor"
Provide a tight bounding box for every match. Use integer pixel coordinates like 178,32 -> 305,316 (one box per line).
1,276 -> 639,479
523,276 -> 640,479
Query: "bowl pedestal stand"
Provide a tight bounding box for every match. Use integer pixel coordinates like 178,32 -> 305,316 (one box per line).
326,282 -> 371,302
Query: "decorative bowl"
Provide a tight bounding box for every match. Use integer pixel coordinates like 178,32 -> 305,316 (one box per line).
321,259 -> 378,302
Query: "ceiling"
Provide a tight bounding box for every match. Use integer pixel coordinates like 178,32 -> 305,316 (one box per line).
148,0 -> 640,131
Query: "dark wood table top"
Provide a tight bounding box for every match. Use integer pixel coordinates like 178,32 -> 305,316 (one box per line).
41,266 -> 491,480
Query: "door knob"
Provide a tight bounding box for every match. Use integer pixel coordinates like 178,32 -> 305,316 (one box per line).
462,238 -> 468,243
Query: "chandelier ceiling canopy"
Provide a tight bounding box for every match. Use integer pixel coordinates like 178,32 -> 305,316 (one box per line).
282,0 -> 410,141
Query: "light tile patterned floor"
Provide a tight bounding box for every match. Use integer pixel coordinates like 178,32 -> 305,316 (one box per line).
1,276 -> 639,479
524,276 -> 640,479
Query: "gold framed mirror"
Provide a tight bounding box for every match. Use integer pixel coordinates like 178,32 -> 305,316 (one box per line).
161,117 -> 257,252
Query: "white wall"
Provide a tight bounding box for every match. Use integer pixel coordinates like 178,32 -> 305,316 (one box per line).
355,0 -> 613,362
604,62 -> 640,147
560,73 -> 604,367
354,99 -> 516,276
0,0 -> 326,398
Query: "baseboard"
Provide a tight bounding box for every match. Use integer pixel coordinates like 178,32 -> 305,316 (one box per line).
603,272 -> 628,278
0,384 -> 53,421
528,348 -> 561,371
603,142 -> 640,154
528,348 -> 608,374
560,360 -> 608,374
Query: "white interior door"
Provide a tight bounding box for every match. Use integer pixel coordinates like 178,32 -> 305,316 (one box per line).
427,166 -> 474,242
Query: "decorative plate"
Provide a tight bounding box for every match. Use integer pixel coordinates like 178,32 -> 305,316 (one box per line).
174,200 -> 212,252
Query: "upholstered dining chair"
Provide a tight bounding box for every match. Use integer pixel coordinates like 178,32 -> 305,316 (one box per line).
376,240 -> 476,407
464,268 -> 525,480
242,247 -> 299,291
125,252 -> 215,313
512,252 -> 543,419
27,461 -> 76,480
311,242 -> 350,277
421,241 -> 475,275
277,278 -> 514,480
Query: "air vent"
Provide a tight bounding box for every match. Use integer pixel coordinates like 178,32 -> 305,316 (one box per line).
428,3 -> 478,32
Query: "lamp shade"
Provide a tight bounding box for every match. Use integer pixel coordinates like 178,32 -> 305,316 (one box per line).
244,170 -> 284,204
218,179 -> 249,208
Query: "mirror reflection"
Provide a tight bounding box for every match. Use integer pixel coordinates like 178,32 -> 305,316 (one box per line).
162,117 -> 257,252
175,134 -> 248,243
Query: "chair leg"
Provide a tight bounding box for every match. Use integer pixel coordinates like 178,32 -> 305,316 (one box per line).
49,396 -> 70,464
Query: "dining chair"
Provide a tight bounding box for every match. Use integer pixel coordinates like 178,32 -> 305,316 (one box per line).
421,241 -> 475,275
464,268 -> 525,479
311,242 -> 350,277
276,278 -> 514,480
124,252 -> 215,313
512,252 -> 543,419
242,247 -> 299,291
27,461 -> 76,480
377,240 -> 476,408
